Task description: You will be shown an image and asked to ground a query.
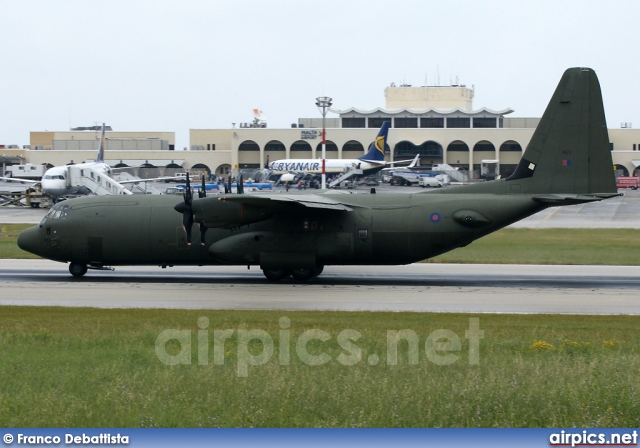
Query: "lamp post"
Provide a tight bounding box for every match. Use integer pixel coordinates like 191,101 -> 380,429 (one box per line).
315,96 -> 332,189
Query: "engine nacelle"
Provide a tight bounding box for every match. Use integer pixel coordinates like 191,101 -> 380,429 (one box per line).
193,197 -> 276,229
209,231 -> 317,269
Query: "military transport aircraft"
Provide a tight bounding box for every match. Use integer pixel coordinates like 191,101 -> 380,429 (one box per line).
18,68 -> 620,281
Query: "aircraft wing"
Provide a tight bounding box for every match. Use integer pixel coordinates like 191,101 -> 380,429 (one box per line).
190,192 -> 358,230
360,157 -> 418,167
0,177 -> 39,185
218,193 -> 355,211
117,177 -> 177,184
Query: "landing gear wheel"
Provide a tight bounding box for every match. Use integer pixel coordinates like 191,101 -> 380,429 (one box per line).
69,262 -> 88,277
262,269 -> 289,281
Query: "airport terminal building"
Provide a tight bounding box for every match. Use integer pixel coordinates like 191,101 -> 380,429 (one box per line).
3,82 -> 640,179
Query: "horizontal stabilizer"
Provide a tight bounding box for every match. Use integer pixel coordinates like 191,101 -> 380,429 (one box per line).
358,159 -> 386,166
533,192 -> 622,204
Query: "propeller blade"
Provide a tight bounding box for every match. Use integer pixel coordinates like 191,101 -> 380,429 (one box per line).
174,172 -> 195,246
199,175 -> 206,198
238,174 -> 244,194
184,172 -> 192,205
182,208 -> 194,246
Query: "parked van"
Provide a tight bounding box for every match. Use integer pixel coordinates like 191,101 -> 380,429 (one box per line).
166,172 -> 187,183
419,176 -> 443,188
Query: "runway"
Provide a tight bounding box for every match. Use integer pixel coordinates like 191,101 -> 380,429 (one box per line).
1,260 -> 639,315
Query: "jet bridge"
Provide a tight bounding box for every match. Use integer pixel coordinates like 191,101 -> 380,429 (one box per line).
66,166 -> 133,195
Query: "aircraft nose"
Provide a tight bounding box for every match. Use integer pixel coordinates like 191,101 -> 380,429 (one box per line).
17,226 -> 42,256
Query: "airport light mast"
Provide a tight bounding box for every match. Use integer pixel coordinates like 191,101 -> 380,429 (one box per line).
316,96 -> 332,189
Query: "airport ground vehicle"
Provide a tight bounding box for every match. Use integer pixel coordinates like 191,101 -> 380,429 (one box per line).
3,164 -> 46,180
419,177 -> 443,188
26,187 -> 52,208
389,172 -> 420,186
616,176 -> 639,190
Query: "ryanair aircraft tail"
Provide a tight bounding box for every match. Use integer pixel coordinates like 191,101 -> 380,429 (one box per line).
506,67 -> 617,196
359,121 -> 390,163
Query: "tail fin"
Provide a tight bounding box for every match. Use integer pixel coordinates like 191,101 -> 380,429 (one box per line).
95,123 -> 106,163
359,121 -> 390,162
408,154 -> 420,168
507,68 -> 617,195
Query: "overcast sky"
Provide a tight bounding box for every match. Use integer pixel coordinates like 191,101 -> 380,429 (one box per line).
2,0 -> 638,149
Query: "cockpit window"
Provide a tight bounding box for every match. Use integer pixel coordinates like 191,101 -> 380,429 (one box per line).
40,204 -> 69,225
40,209 -> 53,225
43,174 -> 65,180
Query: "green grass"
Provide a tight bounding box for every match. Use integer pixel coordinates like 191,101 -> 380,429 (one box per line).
1,307 -> 639,427
0,223 -> 41,259
429,228 -> 640,265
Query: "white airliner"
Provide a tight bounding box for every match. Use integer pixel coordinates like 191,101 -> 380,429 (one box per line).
268,122 -> 416,178
38,124 -> 177,198
40,124 -> 113,197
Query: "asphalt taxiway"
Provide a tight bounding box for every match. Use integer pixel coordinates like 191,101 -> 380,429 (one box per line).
1,260 -> 639,315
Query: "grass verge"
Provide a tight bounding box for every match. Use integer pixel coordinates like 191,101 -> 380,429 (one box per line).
428,228 -> 640,265
1,307 -> 639,427
0,223 -> 41,259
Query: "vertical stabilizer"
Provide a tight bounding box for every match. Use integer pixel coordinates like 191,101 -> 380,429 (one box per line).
359,121 -> 390,162
95,123 -> 106,163
507,68 -> 617,195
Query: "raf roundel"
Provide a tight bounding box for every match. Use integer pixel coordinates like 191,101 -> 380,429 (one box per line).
429,212 -> 441,223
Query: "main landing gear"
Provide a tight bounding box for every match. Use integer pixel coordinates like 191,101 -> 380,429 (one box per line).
69,262 -> 88,277
262,266 -> 324,282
